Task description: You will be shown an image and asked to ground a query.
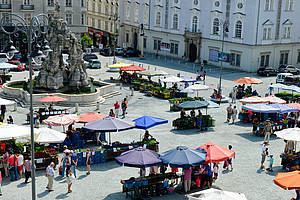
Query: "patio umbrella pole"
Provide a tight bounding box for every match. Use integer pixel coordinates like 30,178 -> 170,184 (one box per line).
109,132 -> 111,145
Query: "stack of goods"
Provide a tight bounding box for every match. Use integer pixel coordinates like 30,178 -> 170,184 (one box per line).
280,152 -> 300,171
75,148 -> 106,166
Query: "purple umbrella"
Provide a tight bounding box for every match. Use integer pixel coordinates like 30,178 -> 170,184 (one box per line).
115,146 -> 162,168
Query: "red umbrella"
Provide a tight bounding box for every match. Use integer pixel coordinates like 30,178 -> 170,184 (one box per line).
120,65 -> 146,71
77,112 -> 108,123
195,142 -> 235,163
233,77 -> 263,84
37,95 -> 68,103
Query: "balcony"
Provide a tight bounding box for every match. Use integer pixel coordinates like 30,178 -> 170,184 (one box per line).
0,4 -> 12,10
20,5 -> 34,11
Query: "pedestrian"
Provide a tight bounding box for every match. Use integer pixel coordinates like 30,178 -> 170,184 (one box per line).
46,162 -> 55,192
17,153 -> 24,178
232,106 -> 237,124
3,151 -> 9,177
8,152 -> 18,181
269,83 -> 273,95
86,148 -> 91,175
34,115 -> 40,128
1,105 -> 6,122
226,104 -> 233,123
226,145 -> 234,171
203,71 -> 206,80
109,109 -> 115,117
196,110 -> 203,130
121,98 -> 128,118
183,167 -> 192,193
266,154 -> 274,172
71,150 -> 78,178
213,163 -> 219,180
113,101 -> 120,118
24,158 -> 31,183
66,166 -> 73,193
7,115 -> 13,124
232,86 -> 237,103
264,120 -> 273,144
261,142 -> 268,169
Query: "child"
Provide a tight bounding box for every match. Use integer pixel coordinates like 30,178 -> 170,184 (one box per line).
66,167 -> 73,193
213,163 -> 219,180
266,155 -> 274,172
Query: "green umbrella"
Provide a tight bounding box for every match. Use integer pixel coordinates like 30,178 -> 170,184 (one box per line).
178,100 -> 209,110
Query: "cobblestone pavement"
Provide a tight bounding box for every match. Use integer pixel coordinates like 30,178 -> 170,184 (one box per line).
1,54 -> 295,200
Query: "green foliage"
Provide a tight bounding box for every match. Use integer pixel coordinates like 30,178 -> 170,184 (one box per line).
81,33 -> 92,48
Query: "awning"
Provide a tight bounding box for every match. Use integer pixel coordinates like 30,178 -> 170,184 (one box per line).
242,104 -> 280,113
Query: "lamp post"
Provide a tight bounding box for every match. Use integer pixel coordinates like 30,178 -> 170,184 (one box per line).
0,13 -> 49,200
110,12 -> 118,64
218,20 -> 229,95
140,23 -> 145,59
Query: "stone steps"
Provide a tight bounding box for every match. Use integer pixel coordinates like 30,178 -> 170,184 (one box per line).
102,91 -> 121,99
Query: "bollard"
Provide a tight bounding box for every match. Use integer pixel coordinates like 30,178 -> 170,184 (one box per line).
14,103 -> 17,111
75,103 -> 79,112
96,102 -> 100,110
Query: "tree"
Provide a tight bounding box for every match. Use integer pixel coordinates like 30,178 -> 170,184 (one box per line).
81,33 -> 92,48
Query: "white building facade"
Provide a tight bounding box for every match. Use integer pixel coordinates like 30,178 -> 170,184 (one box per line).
120,0 -> 300,72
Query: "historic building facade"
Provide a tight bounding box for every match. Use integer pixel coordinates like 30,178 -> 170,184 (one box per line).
120,0 -> 300,72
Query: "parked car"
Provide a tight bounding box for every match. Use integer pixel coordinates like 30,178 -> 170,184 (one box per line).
25,60 -> 42,70
276,73 -> 293,84
122,48 -> 139,57
8,60 -> 25,71
257,67 -> 277,76
278,65 -> 300,75
12,53 -> 23,61
87,59 -> 101,69
283,75 -> 300,86
0,53 -> 8,63
114,48 -> 124,56
100,48 -> 112,56
83,53 -> 98,61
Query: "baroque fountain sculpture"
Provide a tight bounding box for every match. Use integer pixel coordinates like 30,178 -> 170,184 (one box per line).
35,3 -> 90,91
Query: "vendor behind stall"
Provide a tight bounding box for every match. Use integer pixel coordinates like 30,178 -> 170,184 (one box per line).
142,130 -> 153,142
180,109 -> 187,118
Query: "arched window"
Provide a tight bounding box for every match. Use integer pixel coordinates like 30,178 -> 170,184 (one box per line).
173,14 -> 178,29
192,16 -> 198,32
235,21 -> 242,38
156,12 -> 161,26
213,18 -> 219,35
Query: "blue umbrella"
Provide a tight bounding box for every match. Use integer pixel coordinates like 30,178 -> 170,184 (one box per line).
115,146 -> 161,168
268,103 -> 299,114
133,116 -> 168,130
160,146 -> 207,168
180,77 -> 197,82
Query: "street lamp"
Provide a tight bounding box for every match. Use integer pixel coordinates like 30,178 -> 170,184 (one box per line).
110,12 -> 118,64
140,23 -> 145,59
0,13 -> 49,200
218,20 -> 229,95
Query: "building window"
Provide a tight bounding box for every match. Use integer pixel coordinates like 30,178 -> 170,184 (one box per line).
143,38 -> 147,48
105,21 -> 108,31
263,27 -> 272,40
156,12 -> 161,26
260,55 -> 270,67
280,52 -> 289,65
283,26 -> 291,39
92,18 -> 95,27
81,0 -> 85,7
230,53 -> 241,67
110,23 -> 113,32
23,0 -> 30,5
235,21 -> 242,38
170,43 -> 178,55
173,14 -> 178,29
194,0 -> 198,5
153,39 -> 161,50
285,0 -> 293,11
105,5 -> 109,15
213,18 -> 219,35
174,0 -> 178,4
265,0 -> 274,11
1,0 -> 10,4
126,33 -> 129,43
98,20 -> 101,29
48,0 -> 54,6
66,14 -> 72,25
192,16 -> 198,32
81,14 -> 85,25
66,0 -> 72,7
297,51 -> 300,63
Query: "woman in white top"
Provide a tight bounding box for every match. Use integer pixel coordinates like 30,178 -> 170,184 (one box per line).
232,106 -> 237,124
17,154 -> 24,178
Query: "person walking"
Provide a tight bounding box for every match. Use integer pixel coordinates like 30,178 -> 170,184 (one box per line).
66,166 -> 73,193
226,104 -> 233,123
3,151 -> 9,178
86,149 -> 91,175
232,86 -> 237,103
71,150 -> 78,178
46,162 -> 55,192
17,153 -> 24,178
24,158 -> 31,183
183,167 -> 192,193
261,142 -> 268,169
264,120 -> 273,144
226,145 -> 234,171
121,98 -> 128,119
113,101 -> 120,118
269,83 -> 273,95
8,152 -> 18,181
232,106 -> 237,124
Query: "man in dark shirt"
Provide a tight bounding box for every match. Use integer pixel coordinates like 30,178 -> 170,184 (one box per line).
71,151 -> 78,178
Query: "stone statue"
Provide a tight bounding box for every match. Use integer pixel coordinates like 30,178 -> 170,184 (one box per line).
35,3 -> 90,91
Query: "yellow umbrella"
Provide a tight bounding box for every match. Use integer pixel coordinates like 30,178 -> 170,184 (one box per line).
107,63 -> 131,68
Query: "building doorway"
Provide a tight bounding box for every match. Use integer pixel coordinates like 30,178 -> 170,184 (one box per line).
133,32 -> 138,50
189,43 -> 197,62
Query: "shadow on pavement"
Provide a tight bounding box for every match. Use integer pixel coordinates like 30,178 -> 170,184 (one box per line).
103,191 -> 124,200
77,174 -> 87,180
17,182 -> 28,188
37,190 -> 50,198
76,161 -> 120,172
171,129 -> 201,135
55,193 -> 69,199
265,166 -> 286,176
236,132 -> 267,143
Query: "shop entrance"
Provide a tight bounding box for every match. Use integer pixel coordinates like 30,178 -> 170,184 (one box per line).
189,43 -> 197,62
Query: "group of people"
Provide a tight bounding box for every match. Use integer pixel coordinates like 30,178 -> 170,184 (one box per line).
231,84 -> 259,101
111,98 -> 128,118
226,104 -> 238,124
180,109 -> 203,130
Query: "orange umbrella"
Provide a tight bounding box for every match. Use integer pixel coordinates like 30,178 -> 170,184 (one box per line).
274,171 -> 300,190
234,77 -> 263,84
287,103 -> 300,110
239,96 -> 268,104
77,112 -> 108,123
120,65 -> 146,71
38,95 -> 67,102
261,95 -> 286,104
195,142 -> 235,163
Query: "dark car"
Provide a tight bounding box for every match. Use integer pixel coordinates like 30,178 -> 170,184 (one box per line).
278,65 -> 300,75
122,48 -> 140,57
114,48 -> 124,56
12,53 -> 23,61
100,48 -> 112,56
283,75 -> 300,86
257,67 -> 277,76
83,53 -> 98,62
